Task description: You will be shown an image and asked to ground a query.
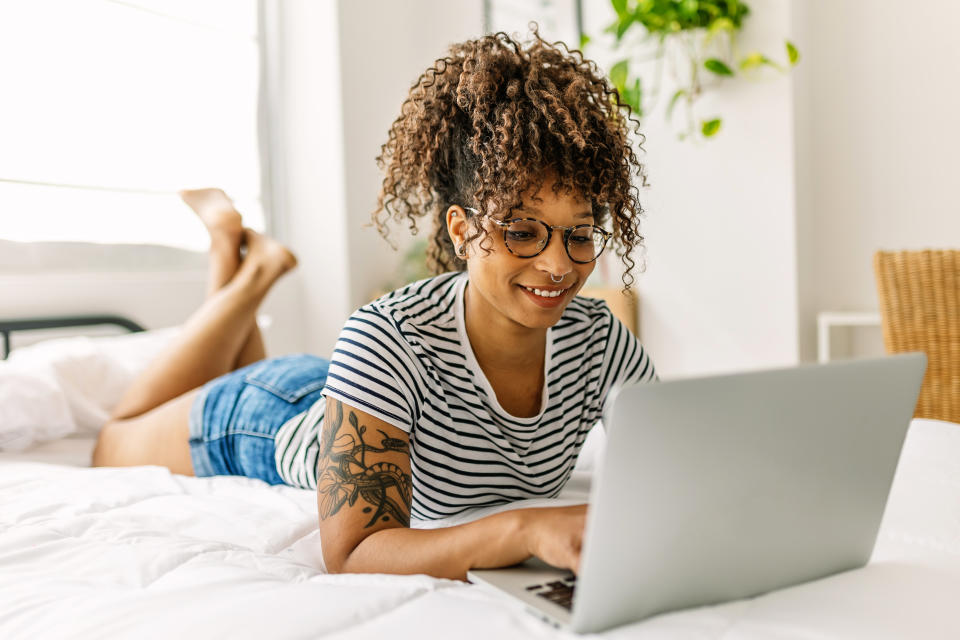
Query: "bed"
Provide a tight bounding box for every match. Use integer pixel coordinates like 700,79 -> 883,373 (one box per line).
2,319 -> 960,639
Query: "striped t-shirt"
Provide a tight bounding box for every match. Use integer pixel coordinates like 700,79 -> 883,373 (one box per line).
273,271 -> 656,520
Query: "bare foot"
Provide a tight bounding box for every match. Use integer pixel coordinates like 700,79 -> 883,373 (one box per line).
180,188 -> 243,248
242,228 -> 298,280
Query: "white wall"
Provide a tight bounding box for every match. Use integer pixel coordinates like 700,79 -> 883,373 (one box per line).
270,0 -> 350,358
584,0 -> 799,378
336,0 -> 485,310
272,0 -> 485,355
793,0 -> 960,363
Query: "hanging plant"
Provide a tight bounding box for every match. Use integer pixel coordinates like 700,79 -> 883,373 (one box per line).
584,0 -> 799,140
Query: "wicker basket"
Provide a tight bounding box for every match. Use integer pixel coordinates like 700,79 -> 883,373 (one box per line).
873,250 -> 960,424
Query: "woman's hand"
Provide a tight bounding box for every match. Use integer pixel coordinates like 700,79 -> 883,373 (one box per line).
519,504 -> 588,574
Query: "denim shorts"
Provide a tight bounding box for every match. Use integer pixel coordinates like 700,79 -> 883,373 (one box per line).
188,353 -> 329,485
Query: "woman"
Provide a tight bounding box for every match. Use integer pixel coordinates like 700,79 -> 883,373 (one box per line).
93,30 -> 656,580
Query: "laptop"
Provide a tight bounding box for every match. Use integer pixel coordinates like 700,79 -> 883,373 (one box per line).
468,353 -> 927,633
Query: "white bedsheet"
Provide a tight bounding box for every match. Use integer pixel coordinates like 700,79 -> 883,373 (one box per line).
2,419 -> 959,639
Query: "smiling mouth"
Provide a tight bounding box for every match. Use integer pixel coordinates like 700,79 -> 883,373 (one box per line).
520,285 -> 570,299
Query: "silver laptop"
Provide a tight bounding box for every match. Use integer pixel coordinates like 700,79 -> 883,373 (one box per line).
468,353 -> 927,634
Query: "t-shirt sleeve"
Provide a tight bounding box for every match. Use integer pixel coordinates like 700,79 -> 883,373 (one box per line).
598,302 -> 657,396
320,304 -> 421,433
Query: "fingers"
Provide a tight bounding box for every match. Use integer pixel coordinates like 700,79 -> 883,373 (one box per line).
557,514 -> 584,574
572,531 -> 583,574
570,509 -> 585,574
523,504 -> 588,573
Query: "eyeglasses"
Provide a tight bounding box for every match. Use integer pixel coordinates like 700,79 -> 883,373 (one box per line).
464,207 -> 613,264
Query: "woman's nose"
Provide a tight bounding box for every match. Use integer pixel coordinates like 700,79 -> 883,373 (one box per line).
535,229 -> 574,279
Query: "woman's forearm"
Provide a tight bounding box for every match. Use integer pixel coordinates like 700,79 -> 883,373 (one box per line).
339,508 -> 532,581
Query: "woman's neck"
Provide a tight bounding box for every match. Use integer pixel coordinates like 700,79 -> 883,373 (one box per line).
463,283 -> 546,374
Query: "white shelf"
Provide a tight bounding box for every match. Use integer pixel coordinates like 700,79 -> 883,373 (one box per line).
817,311 -> 882,363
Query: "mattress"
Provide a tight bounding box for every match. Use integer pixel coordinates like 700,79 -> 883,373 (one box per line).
2,419 -> 959,639
0,432 -> 97,467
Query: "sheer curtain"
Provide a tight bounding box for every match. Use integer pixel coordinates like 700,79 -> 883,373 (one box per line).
0,0 -> 266,252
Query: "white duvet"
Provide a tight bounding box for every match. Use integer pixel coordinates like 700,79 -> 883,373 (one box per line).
2,419 -> 960,639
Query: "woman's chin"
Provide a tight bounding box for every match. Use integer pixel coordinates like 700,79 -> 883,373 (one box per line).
510,294 -> 570,329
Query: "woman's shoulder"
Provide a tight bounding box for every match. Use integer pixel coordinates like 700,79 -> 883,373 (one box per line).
559,292 -> 616,333
347,272 -> 464,336
376,271 -> 463,307
558,292 -> 643,352
565,291 -> 656,384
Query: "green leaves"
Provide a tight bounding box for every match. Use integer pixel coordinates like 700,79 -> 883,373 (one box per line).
704,58 -> 734,76
608,60 -> 643,115
786,40 -> 800,66
739,51 -> 765,70
613,0 -> 750,34
621,77 -> 643,115
739,51 -> 784,72
600,0 -> 799,141
609,59 -> 630,89
615,13 -> 637,40
736,41 -> 800,72
678,0 -> 698,18
708,16 -> 735,35
701,118 -> 722,137
666,88 -> 686,121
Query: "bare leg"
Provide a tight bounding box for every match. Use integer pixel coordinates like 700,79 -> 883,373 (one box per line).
109,228 -> 297,421
180,188 -> 265,368
93,388 -> 200,474
94,229 -> 297,472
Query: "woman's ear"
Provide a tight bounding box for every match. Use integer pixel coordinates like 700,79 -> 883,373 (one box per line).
446,205 -> 468,258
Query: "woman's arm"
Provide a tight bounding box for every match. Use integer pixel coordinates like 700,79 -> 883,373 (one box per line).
317,397 -> 585,580
341,502 -> 586,580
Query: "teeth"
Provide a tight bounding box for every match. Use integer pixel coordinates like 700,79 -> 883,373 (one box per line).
523,286 -> 566,298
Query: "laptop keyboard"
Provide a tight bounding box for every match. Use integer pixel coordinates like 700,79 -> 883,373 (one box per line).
525,575 -> 577,611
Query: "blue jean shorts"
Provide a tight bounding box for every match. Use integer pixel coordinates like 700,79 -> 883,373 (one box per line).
188,353 -> 329,485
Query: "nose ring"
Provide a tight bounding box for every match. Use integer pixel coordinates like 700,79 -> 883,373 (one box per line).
550,273 -> 563,283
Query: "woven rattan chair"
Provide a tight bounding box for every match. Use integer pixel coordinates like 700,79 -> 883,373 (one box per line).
873,250 -> 960,424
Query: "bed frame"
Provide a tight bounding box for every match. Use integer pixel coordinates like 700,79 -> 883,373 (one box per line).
0,315 -> 145,360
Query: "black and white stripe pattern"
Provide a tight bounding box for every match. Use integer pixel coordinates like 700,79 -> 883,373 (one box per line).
273,272 -> 656,520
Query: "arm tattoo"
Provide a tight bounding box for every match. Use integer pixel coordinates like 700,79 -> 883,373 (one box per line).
316,400 -> 412,528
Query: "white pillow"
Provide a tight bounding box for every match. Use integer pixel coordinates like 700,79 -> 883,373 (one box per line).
0,366 -> 73,450
0,326 -> 180,451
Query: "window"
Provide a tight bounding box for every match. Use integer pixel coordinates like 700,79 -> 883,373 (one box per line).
0,0 -> 267,252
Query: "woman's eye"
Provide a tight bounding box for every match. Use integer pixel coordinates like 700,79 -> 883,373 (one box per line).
569,234 -> 592,245
507,231 -> 537,242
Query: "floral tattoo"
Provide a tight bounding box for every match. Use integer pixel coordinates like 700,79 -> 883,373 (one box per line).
316,400 -> 412,528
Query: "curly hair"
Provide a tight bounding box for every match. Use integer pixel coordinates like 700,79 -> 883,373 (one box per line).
372,27 -> 647,288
